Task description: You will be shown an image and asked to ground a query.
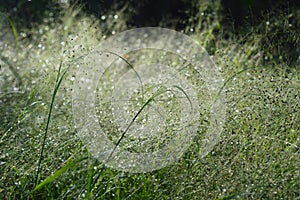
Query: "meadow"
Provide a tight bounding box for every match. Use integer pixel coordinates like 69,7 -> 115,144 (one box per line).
0,1 -> 299,199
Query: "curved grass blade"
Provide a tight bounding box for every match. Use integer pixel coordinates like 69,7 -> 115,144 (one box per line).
104,50 -> 145,101
172,85 -> 193,109
0,12 -> 19,50
214,65 -> 267,104
107,87 -> 173,160
89,53 -> 194,195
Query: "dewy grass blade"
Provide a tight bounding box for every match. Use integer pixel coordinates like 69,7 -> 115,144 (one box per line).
214,65 -> 265,104
89,89 -> 170,192
107,83 -> 194,161
34,59 -> 70,188
107,88 -> 171,159
104,50 -> 145,101
172,85 -> 193,109
90,85 -> 193,192
89,59 -> 196,191
86,152 -> 95,199
33,156 -> 88,191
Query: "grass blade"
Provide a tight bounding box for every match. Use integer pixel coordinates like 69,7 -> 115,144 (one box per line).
34,60 -> 71,187
172,85 -> 193,109
104,50 -> 145,101
34,156 -> 88,191
0,12 -> 19,50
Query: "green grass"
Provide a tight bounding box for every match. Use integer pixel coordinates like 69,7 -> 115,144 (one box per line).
0,2 -> 299,199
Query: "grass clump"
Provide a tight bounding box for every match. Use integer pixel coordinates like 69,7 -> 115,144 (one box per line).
0,1 -> 299,199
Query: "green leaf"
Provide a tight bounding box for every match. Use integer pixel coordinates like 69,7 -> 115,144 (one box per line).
34,156 -> 88,191
0,12 -> 19,50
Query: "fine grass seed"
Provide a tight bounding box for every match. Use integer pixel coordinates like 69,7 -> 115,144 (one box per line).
0,2 -> 299,200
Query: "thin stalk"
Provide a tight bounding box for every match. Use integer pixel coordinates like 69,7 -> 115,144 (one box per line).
0,12 -> 19,51
108,88 -> 173,160
214,66 -> 265,104
89,55 -> 194,195
89,89 -> 169,191
34,60 -> 69,187
0,55 -> 22,86
90,86 -> 192,192
86,152 -> 94,199
104,50 -> 145,101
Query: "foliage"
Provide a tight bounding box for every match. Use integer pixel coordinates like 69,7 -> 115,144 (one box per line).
0,1 -> 299,199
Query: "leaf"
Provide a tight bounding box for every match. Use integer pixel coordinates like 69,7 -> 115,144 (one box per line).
34,156 -> 88,191
0,12 -> 19,50
172,85 -> 193,109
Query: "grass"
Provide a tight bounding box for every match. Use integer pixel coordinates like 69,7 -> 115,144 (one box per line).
0,1 -> 299,199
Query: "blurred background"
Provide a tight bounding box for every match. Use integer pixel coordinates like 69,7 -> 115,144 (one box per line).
1,0 -> 299,65
0,0 -> 299,29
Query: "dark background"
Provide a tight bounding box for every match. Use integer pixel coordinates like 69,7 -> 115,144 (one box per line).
0,0 -> 299,29
0,0 -> 299,65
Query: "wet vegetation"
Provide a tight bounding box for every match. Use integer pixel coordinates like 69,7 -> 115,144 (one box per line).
0,0 -> 299,199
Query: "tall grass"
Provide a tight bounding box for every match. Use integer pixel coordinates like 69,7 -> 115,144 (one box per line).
0,1 -> 299,199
